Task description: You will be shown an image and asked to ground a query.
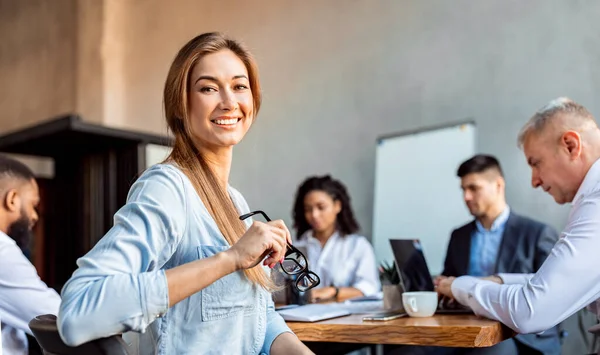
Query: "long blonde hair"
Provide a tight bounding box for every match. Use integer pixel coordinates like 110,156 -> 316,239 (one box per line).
163,32 -> 274,290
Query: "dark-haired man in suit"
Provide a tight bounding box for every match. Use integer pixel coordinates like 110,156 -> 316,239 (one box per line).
439,154 -> 560,355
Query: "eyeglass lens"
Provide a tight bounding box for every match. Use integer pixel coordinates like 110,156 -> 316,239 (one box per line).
281,252 -> 307,274
296,272 -> 320,292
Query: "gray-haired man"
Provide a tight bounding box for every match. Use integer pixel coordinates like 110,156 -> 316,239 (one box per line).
437,97 -> 600,354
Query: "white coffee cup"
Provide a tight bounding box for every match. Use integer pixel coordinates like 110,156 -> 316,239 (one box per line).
402,291 -> 438,317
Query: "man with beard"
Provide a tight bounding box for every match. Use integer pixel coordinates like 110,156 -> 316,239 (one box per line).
0,155 -> 60,355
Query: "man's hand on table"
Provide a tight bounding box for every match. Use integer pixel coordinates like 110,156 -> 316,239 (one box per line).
434,275 -> 504,303
434,276 -> 456,300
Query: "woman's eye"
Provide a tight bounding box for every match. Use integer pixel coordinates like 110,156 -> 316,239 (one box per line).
200,87 -> 217,93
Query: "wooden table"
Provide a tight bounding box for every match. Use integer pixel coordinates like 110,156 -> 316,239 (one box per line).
287,314 -> 514,348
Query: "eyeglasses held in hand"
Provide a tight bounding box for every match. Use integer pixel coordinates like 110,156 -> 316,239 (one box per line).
239,210 -> 320,292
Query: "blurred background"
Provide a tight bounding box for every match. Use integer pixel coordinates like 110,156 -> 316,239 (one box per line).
1,1 -> 599,354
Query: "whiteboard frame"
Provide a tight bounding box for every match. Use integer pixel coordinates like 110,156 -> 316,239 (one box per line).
376,119 -> 476,144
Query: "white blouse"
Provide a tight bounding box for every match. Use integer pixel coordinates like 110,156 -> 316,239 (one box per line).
295,231 -> 380,296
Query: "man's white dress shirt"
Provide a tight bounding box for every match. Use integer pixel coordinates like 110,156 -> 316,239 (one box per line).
0,231 -> 61,355
452,158 -> 600,341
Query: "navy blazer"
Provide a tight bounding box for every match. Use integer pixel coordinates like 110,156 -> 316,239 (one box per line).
442,211 -> 561,355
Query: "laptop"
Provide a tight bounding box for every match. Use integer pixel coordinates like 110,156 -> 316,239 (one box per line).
276,303 -> 350,322
389,239 -> 472,314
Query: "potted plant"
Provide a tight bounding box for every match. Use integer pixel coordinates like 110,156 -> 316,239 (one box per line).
379,261 -> 403,311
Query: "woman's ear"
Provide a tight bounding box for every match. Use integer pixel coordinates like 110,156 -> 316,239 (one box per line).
4,189 -> 20,213
333,199 -> 342,214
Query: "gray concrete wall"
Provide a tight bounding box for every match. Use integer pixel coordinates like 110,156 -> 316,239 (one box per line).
3,1 -> 599,353
228,3 -> 600,353
0,0 -> 77,132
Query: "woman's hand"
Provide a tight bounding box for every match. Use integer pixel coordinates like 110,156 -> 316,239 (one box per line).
309,287 -> 337,303
227,220 -> 291,270
165,219 -> 290,307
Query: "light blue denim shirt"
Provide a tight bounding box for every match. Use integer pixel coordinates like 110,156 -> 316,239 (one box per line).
57,163 -> 291,354
468,206 -> 510,277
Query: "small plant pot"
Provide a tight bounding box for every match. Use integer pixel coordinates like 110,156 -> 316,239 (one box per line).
383,284 -> 404,311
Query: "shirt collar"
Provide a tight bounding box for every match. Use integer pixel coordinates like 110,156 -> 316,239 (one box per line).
573,158 -> 600,203
301,230 -> 339,245
475,205 -> 511,233
0,230 -> 13,244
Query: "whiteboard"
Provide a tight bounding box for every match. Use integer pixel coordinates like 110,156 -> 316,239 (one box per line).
372,122 -> 476,275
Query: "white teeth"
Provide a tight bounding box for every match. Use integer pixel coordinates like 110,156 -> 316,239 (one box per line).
214,118 -> 238,125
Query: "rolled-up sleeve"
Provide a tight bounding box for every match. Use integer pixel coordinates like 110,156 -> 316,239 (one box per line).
58,165 -> 187,347
351,237 -> 381,296
261,295 -> 292,354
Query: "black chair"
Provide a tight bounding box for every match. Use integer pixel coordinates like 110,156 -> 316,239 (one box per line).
29,314 -> 132,355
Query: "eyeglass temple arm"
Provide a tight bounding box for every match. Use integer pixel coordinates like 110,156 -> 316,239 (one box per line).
239,210 -> 271,222
239,210 -> 295,251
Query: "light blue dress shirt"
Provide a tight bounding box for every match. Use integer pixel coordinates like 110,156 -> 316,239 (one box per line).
0,231 -> 61,355
57,164 -> 291,354
468,207 -> 510,277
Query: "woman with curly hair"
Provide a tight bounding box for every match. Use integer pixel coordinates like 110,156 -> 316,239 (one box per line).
292,175 -> 380,303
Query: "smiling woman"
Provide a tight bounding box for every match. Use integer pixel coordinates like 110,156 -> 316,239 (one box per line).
185,51 -> 257,150
57,32 -> 313,355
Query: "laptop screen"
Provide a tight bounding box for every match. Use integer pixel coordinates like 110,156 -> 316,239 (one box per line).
389,239 -> 435,292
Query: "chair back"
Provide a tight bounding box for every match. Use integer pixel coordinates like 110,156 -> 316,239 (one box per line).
29,314 -> 132,355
